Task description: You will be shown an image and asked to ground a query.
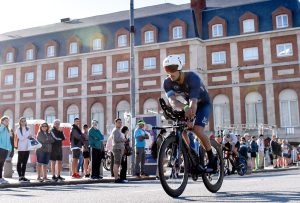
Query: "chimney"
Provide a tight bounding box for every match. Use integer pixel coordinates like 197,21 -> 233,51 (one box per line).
190,0 -> 206,38
61,18 -> 71,23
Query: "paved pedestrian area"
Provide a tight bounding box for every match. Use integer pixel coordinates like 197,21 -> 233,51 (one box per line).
0,165 -> 299,189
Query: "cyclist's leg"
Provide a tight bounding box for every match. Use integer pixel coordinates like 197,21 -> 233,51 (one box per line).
192,103 -> 216,171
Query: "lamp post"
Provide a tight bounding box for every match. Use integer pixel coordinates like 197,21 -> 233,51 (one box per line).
129,0 -> 136,175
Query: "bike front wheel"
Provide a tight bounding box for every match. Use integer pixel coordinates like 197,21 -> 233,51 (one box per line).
158,134 -> 189,197
201,139 -> 224,193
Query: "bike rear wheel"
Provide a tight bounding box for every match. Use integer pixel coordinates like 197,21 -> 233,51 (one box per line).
158,135 -> 189,197
201,139 -> 224,193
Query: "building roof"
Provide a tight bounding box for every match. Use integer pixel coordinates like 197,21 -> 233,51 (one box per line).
0,0 -> 269,41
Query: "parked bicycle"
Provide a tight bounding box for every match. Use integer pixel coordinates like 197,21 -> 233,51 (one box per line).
103,150 -> 112,171
154,98 -> 224,197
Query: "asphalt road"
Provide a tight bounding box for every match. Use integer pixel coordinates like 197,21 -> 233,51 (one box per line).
1,169 -> 299,203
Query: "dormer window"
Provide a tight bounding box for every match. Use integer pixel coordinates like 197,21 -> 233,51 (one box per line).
92,39 -> 102,50
6,52 -> 13,63
243,19 -> 255,33
212,24 -> 223,37
26,49 -> 34,60
118,35 -> 127,47
145,31 -> 154,44
276,14 -> 288,29
69,42 -> 78,54
172,26 -> 183,39
47,46 -> 55,57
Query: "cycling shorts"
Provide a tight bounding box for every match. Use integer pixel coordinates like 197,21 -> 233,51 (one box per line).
194,102 -> 211,128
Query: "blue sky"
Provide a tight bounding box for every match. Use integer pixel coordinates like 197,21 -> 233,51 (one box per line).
0,0 -> 190,34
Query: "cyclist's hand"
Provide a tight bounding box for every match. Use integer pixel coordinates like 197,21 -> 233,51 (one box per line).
186,120 -> 194,129
184,107 -> 195,119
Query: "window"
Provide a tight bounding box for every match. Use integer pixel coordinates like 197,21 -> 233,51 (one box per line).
92,39 -> 102,50
212,24 -> 223,37
243,19 -> 255,33
69,42 -> 78,54
6,52 -> 13,63
143,57 -> 156,69
243,47 -> 259,61
44,106 -> 56,124
172,26 -> 183,39
26,49 -> 34,60
245,92 -> 264,127
117,61 -> 129,72
91,103 -> 104,133
279,89 -> 299,127
68,67 -> 78,78
46,69 -> 56,81
118,35 -> 127,47
91,64 -> 103,75
4,75 -> 13,85
25,72 -> 34,83
67,105 -> 79,123
47,46 -> 55,57
23,108 -> 34,120
213,95 -> 231,130
143,99 -> 158,114
116,100 -> 130,125
212,51 -> 226,64
177,54 -> 186,65
276,14 -> 288,29
145,31 -> 154,43
276,43 -> 293,57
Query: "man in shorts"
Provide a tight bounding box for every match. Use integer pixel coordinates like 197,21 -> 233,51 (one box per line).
70,118 -> 83,178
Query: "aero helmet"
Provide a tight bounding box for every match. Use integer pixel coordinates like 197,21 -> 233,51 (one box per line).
163,55 -> 183,72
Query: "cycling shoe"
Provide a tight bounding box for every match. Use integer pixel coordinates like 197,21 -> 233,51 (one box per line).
206,156 -> 218,173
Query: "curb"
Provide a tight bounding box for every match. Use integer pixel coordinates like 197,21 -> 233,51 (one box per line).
251,166 -> 299,174
0,176 -> 156,189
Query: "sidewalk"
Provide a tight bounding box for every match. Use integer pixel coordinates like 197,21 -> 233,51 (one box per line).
0,165 -> 299,189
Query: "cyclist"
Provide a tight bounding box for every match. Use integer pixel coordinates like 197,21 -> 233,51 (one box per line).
222,131 -> 238,157
162,55 -> 217,172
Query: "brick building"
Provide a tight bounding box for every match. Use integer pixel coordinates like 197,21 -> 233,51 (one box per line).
0,0 -> 299,141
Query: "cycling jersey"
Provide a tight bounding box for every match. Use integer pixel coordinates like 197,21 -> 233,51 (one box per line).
163,71 -> 210,104
163,71 -> 211,127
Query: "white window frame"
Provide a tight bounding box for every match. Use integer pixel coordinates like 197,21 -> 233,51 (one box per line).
92,38 -> 102,50
276,14 -> 288,29
117,61 -> 129,72
144,31 -> 154,43
6,52 -> 13,63
25,72 -> 34,83
91,64 -> 103,75
26,49 -> 34,60
212,51 -> 226,64
172,26 -> 183,39
47,46 -> 55,57
69,42 -> 78,54
46,69 -> 56,81
243,47 -> 259,61
276,43 -> 293,57
68,67 -> 79,78
212,24 -> 223,37
243,19 -> 255,33
143,57 -> 156,70
280,100 -> 300,127
4,74 -> 13,85
118,35 -> 127,47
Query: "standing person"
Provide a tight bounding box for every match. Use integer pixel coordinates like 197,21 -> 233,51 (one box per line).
16,117 -> 32,182
134,120 -> 149,178
82,124 -> 90,178
89,120 -> 104,180
36,122 -> 54,182
270,134 -> 279,168
257,134 -> 265,169
277,139 -> 283,167
120,126 -> 130,182
250,136 -> 258,171
112,118 -> 126,183
281,140 -> 289,168
0,116 -> 12,184
50,119 -> 66,182
70,118 -> 83,179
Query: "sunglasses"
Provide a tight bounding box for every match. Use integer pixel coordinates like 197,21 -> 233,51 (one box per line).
42,125 -> 48,127
164,65 -> 179,73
